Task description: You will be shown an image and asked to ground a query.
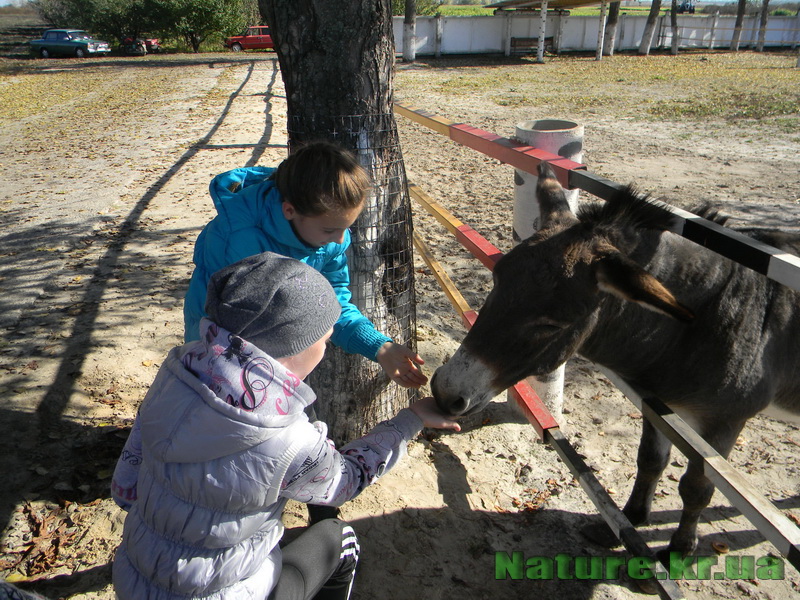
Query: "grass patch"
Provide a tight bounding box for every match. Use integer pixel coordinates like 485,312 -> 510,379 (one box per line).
438,5 -> 495,17
399,52 -> 800,124
651,92 -> 800,120
437,4 -> 661,16
771,116 -> 800,135
569,6 -> 667,15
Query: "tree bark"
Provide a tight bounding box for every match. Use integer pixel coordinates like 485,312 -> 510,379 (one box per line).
595,0 -> 608,60
757,0 -> 770,51
260,0 -> 417,444
602,1 -> 621,57
536,0 -> 548,63
731,0 -> 747,50
638,0 -> 662,55
403,0 -> 416,63
670,0 -> 680,54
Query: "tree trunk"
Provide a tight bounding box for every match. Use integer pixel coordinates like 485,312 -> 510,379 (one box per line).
260,0 -> 417,445
403,0 -> 416,63
757,0 -> 770,51
536,0 -> 548,63
670,0 -> 680,55
602,2 -> 621,57
638,0 -> 662,55
595,0 -> 608,60
731,0 -> 747,50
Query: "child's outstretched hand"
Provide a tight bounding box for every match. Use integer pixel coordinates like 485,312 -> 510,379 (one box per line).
409,397 -> 461,432
376,341 -> 428,388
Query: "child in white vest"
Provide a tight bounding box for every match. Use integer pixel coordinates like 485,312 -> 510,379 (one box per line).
112,252 -> 460,600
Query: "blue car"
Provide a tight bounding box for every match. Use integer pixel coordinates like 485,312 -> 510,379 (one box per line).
30,29 -> 111,58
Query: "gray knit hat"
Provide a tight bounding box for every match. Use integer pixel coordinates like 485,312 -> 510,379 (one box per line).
205,252 -> 340,358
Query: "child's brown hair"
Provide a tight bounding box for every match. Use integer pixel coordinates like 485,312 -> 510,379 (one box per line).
273,141 -> 371,216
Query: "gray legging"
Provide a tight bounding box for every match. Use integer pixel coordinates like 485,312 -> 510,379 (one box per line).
269,518 -> 360,600
0,581 -> 48,600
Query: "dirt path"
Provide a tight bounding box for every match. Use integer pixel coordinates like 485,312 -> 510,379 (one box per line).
1,51 -> 799,600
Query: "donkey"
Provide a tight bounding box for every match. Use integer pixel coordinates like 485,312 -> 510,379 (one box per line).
431,162 -> 800,557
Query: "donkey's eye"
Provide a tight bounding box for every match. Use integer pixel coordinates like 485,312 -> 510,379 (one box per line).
529,319 -> 566,333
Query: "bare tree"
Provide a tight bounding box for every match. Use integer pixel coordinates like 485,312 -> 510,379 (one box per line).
638,0 -> 663,55
403,0 -> 416,63
602,1 -> 621,57
259,0 -> 417,444
670,0 -> 680,54
730,0 -> 748,50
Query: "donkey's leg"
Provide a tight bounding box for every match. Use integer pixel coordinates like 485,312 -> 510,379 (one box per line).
623,416 -> 672,525
668,419 -> 746,556
581,416 -> 671,547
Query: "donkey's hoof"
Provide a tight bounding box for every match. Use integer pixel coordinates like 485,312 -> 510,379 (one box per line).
666,536 -> 698,559
580,521 -> 621,548
633,576 -> 659,596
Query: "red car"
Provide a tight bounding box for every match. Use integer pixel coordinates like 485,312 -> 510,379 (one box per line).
224,26 -> 273,52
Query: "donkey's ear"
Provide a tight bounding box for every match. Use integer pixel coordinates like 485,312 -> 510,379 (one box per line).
594,252 -> 694,322
536,162 -> 578,227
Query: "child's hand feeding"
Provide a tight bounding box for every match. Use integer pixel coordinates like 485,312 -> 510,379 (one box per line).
409,397 -> 462,431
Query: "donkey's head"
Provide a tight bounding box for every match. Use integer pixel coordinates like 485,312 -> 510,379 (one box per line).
431,163 -> 693,417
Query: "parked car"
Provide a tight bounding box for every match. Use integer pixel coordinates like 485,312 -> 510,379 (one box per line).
223,26 -> 273,52
677,1 -> 695,13
30,29 -> 111,58
120,36 -> 162,56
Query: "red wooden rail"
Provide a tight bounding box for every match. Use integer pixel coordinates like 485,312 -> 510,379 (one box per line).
395,102 -> 587,191
410,183 -> 559,438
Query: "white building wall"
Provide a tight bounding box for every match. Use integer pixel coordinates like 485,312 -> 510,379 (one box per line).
393,14 -> 800,55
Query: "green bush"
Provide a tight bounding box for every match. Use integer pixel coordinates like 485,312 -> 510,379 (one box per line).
439,5 -> 495,15
30,0 -> 249,50
392,0 -> 442,16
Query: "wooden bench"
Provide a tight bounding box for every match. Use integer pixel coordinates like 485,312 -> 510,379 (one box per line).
510,36 -> 554,54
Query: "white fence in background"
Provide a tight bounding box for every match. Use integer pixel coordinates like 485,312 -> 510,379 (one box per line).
393,13 -> 800,55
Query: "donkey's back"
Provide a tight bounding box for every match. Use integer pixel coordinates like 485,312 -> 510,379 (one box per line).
580,203 -> 800,424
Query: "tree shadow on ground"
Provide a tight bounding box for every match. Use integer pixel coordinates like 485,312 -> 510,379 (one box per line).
0,58 -> 281,586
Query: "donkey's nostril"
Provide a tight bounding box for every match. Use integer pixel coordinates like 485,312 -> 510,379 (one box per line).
430,371 -> 468,416
451,396 -> 469,416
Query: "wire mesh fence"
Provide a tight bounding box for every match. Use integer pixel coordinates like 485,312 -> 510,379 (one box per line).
288,113 -> 418,442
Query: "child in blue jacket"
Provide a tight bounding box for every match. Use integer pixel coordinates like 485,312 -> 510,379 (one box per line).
184,141 -> 426,389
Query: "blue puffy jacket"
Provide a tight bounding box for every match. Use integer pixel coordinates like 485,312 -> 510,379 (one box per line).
183,167 -> 391,360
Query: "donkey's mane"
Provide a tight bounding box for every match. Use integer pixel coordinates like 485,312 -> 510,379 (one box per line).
692,203 -> 730,226
577,185 -> 677,233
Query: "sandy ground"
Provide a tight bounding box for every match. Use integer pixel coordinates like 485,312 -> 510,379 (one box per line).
1,51 -> 799,600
